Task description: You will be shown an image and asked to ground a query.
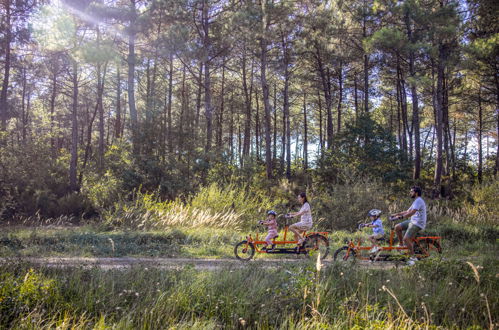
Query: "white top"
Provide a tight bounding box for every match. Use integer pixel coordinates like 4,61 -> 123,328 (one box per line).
299,202 -> 313,225
407,197 -> 427,230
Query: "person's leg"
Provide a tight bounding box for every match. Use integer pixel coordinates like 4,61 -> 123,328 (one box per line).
368,235 -> 376,246
264,233 -> 273,247
396,220 -> 409,246
289,224 -> 302,242
403,223 -> 422,256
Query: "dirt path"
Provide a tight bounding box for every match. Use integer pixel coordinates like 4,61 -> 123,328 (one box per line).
0,257 -> 401,270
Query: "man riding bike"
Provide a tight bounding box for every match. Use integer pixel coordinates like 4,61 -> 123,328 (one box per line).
390,186 -> 427,266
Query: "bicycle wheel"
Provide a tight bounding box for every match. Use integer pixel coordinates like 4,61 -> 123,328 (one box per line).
234,240 -> 255,261
303,234 -> 330,260
414,238 -> 442,257
333,246 -> 356,262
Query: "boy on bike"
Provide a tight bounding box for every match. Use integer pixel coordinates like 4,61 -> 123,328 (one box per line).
391,186 -> 427,266
259,210 -> 278,250
359,209 -> 385,254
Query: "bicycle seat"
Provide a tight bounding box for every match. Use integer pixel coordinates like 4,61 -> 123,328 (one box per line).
273,235 -> 279,239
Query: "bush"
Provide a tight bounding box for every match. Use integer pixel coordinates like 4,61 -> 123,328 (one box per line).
312,176 -> 393,230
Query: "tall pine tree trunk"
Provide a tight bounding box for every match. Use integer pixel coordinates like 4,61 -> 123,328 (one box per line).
478,86 -> 483,183
406,12 -> 421,180
127,0 -> 139,155
303,92 -> 308,170
337,63 -> 343,133
115,65 -> 122,139
202,0 -> 213,153
70,59 -> 79,192
0,0 -> 11,131
260,1 -> 272,179
433,51 -> 445,198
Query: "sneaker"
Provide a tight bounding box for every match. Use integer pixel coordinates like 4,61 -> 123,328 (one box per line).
407,257 -> 417,266
369,246 -> 380,254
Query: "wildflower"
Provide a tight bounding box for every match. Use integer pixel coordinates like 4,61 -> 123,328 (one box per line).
386,279 -> 390,283
480,293 -> 484,297
448,282 -> 453,286
424,294 -> 429,297
135,292 -> 139,297
340,272 -> 344,276
461,308 -> 465,312
239,318 -> 246,326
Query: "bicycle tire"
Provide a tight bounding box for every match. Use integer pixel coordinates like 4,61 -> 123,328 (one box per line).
234,240 -> 255,261
303,234 -> 330,260
414,238 -> 442,257
333,246 -> 356,262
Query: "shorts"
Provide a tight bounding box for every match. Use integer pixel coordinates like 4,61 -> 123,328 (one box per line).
290,222 -> 312,232
398,220 -> 422,239
369,233 -> 384,240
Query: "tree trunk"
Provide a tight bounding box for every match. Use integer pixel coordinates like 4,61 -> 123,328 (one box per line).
127,0 -> 139,155
195,61 -> 203,139
115,65 -> 122,139
433,52 -> 445,199
202,0 -> 213,153
495,72 -> 499,176
260,1 -> 272,179
303,92 -> 308,170
363,13 -> 369,113
50,69 -> 58,155
317,89 -> 323,152
21,68 -> 27,144
70,60 -> 79,192
79,94 -> 100,186
97,61 -> 108,171
242,49 -> 253,159
354,73 -> 359,120
178,64 -> 187,159
273,82 -> 277,161
314,43 -> 333,149
255,87 -> 260,158
0,0 -> 12,131
217,62 -> 225,150
229,93 -> 234,162
478,86 -> 483,183
337,62 -> 343,133
283,55 -> 291,179
406,11 -> 421,180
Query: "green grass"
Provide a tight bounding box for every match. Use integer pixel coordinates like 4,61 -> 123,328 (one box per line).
0,257 -> 497,329
1,222 -> 498,261
0,226 -> 245,258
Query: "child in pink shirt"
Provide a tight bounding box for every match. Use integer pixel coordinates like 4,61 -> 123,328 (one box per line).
259,210 -> 278,250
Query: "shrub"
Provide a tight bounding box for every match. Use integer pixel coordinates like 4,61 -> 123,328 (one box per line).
312,176 -> 393,230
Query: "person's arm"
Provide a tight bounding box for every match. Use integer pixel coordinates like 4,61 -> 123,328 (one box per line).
391,209 -> 416,219
292,203 -> 310,217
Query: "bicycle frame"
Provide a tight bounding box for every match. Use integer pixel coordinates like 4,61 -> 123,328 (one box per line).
339,220 -> 442,261
245,223 -> 329,255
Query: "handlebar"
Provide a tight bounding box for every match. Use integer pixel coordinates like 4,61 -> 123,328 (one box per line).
389,216 -> 403,222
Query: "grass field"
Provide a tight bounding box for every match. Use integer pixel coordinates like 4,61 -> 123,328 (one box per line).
0,223 -> 498,328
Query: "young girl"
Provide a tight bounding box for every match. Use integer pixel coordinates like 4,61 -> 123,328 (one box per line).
259,210 -> 278,250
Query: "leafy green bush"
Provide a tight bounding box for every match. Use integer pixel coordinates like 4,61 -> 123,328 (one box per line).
312,176 -> 393,230
315,115 -> 410,188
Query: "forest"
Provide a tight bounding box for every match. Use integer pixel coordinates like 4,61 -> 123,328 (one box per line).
0,0 -> 498,329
